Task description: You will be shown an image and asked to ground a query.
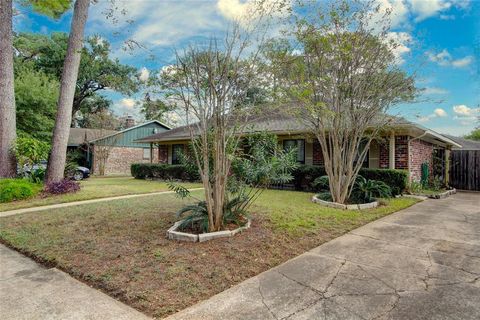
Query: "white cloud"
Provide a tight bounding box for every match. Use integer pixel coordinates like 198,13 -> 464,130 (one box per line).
374,0 -> 409,28
120,98 -> 136,109
408,0 -> 452,22
427,49 -> 474,68
434,108 -> 448,117
451,56 -> 473,68
386,32 -> 412,64
417,107 -> 448,122
424,87 -> 449,95
139,67 -> 150,82
217,0 -> 291,24
439,14 -> 455,20
453,104 -> 480,117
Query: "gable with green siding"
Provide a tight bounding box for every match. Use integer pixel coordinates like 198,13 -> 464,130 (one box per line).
93,121 -> 170,148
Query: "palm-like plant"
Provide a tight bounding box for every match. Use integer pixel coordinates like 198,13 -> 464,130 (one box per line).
351,175 -> 392,203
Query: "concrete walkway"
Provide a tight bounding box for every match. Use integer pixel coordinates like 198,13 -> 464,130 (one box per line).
0,188 -> 204,218
166,192 -> 480,320
0,244 -> 151,320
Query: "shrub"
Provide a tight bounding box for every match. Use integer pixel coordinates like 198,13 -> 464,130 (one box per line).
292,165 -> 326,190
358,168 -> 407,196
292,165 -> 407,196
312,175 -> 329,191
44,179 -> 81,195
351,176 -> 392,203
0,179 -> 41,203
131,163 -> 199,181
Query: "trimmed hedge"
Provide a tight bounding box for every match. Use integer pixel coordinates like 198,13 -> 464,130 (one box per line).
131,163 -> 199,181
292,165 -> 408,196
0,179 -> 41,203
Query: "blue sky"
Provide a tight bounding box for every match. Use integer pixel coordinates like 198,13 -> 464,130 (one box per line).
13,0 -> 480,135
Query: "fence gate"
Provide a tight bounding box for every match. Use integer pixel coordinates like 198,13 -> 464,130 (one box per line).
450,150 -> 480,191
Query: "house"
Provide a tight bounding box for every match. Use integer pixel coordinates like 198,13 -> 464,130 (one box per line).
68,119 -> 171,175
135,112 -> 461,183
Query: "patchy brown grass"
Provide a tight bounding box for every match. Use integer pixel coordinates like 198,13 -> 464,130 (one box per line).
0,189 -> 418,318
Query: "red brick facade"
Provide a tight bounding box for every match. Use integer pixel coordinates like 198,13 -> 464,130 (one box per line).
395,135 -> 409,169
312,141 -> 324,165
409,139 -> 434,181
93,146 -> 159,175
379,142 -> 389,169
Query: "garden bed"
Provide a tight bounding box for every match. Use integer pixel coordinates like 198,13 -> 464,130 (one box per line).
409,188 -> 456,199
0,189 -> 418,319
311,195 -> 378,210
167,219 -> 251,242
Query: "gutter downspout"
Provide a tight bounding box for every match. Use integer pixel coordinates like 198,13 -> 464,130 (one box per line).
408,131 -> 428,181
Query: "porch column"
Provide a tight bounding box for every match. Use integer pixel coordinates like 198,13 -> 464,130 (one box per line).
149,142 -> 153,164
445,148 -> 451,185
389,132 -> 395,169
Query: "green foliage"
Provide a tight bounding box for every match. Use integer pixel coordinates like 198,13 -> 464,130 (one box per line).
13,32 -> 139,118
22,0 -> 71,19
292,165 -> 408,196
0,179 -> 41,203
140,93 -> 175,124
316,191 -> 333,202
130,164 -> 198,181
176,196 -> 249,234
13,136 -> 50,169
351,176 -> 392,203
407,180 -> 423,194
14,65 -> 59,139
312,175 -> 329,191
464,129 -> 480,141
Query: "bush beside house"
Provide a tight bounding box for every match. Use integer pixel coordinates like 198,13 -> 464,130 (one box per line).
131,163 -> 199,181
132,163 -> 408,195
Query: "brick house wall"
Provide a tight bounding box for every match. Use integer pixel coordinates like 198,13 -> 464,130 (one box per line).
395,135 -> 409,169
312,141 -> 324,166
92,146 -> 159,175
379,142 -> 389,169
409,139 -> 434,182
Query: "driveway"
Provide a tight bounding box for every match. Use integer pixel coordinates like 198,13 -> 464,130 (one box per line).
166,192 -> 480,320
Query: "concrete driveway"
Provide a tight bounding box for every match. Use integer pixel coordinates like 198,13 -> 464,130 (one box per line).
167,192 -> 480,320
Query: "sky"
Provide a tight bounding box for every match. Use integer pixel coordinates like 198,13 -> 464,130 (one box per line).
13,0 -> 480,136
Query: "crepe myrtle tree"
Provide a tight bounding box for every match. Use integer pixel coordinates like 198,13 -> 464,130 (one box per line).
161,3 -> 289,231
269,0 -> 417,204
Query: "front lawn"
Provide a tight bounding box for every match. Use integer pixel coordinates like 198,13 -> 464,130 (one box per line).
0,176 -> 201,212
0,189 -> 418,318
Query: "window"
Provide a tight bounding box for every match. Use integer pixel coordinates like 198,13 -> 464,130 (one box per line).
143,148 -> 151,160
354,141 -> 369,168
283,139 -> 305,164
172,144 -> 184,165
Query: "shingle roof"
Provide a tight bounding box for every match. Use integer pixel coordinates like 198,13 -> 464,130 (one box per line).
443,135 -> 480,150
135,110 -> 457,148
68,128 -> 118,146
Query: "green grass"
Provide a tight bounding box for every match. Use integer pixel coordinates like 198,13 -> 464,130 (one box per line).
252,189 -> 418,234
0,176 -> 202,212
0,189 -> 418,318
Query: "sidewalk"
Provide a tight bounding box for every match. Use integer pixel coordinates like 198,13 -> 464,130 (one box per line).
0,188 -> 204,218
0,244 -> 151,320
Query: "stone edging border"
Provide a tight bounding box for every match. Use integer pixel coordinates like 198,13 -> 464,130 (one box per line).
167,219 -> 251,242
311,195 -> 378,210
408,188 -> 456,200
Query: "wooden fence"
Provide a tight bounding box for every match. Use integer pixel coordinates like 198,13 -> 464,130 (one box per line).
450,150 -> 480,191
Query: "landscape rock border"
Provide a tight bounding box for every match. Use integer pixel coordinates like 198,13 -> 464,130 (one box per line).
312,195 -> 378,210
408,188 -> 456,200
167,219 -> 251,242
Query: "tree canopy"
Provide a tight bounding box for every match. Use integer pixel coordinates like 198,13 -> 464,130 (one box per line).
13,32 -> 141,118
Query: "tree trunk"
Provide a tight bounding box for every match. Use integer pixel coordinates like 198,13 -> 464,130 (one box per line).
46,0 -> 90,183
0,0 -> 17,178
